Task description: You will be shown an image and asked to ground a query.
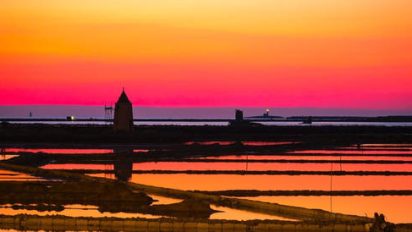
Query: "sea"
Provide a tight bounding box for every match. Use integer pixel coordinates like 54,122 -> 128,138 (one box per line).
1,105 -> 412,126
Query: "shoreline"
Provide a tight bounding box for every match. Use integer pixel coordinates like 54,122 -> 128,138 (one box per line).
1,123 -> 412,144
0,214 -> 378,232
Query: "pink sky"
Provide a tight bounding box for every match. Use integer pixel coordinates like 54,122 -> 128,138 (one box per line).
1,1 -> 412,109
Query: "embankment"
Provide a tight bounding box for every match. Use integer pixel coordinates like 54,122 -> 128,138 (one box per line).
0,214 -> 377,232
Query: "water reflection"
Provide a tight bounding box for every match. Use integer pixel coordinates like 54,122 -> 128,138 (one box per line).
210,205 -> 295,221
128,161 -> 412,172
45,161 -> 412,172
148,194 -> 182,205
0,204 -> 161,219
289,150 -> 412,155
4,148 -> 113,154
0,154 -> 19,161
114,174 -> 412,191
240,196 -> 412,223
113,148 -> 134,182
194,154 -> 412,161
0,169 -> 46,182
351,144 -> 412,148
5,144 -> 412,223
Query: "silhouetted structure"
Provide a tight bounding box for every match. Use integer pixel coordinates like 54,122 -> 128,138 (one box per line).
235,109 -> 244,121
264,109 -> 269,117
66,116 -> 75,121
370,213 -> 395,232
230,109 -> 260,127
247,109 -> 284,120
302,116 -> 313,125
114,90 -> 134,132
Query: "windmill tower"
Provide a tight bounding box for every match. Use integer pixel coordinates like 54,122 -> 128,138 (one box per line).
113,89 -> 134,132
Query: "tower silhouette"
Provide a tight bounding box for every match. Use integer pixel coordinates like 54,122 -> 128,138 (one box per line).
113,89 -> 134,132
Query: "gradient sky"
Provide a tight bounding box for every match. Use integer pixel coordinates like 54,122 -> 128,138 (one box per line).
1,0 -> 411,109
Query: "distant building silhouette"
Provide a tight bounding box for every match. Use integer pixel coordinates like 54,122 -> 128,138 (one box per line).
246,109 -> 284,120
263,109 -> 270,117
302,116 -> 313,125
235,109 -> 244,121
230,109 -> 262,127
114,89 -> 134,132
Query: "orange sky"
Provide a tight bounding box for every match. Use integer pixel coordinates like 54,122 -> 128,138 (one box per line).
1,0 -> 412,108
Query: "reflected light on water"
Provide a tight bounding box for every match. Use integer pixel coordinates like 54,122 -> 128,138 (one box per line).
0,204 -> 161,219
241,196 -> 412,223
88,174 -> 412,191
43,162 -> 412,172
5,148 -> 113,154
289,150 -> 412,155
0,169 -> 46,182
210,205 -> 296,221
0,155 -> 19,161
148,194 -> 182,205
194,154 -> 412,161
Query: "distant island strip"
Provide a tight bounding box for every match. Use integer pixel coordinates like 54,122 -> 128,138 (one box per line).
2,91 -> 412,124
2,115 -> 412,123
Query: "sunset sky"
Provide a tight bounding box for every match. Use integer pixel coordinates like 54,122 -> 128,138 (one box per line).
1,0 -> 412,109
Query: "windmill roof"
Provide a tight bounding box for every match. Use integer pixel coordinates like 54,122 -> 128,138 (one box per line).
117,90 -> 132,104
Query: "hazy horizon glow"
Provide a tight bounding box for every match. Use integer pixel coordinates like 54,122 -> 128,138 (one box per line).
1,1 -> 412,109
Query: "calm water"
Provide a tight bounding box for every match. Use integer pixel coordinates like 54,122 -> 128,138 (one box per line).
2,105 -> 412,120
0,169 -> 46,182
0,155 -> 18,161
103,174 -> 412,191
4,148 -> 113,154
0,204 -> 161,219
86,173 -> 412,223
5,121 -> 412,126
288,150 -> 412,155
210,205 -> 294,221
2,144 -> 412,223
43,162 -> 412,172
0,193 -> 283,221
240,196 -> 412,223
193,154 -> 412,161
